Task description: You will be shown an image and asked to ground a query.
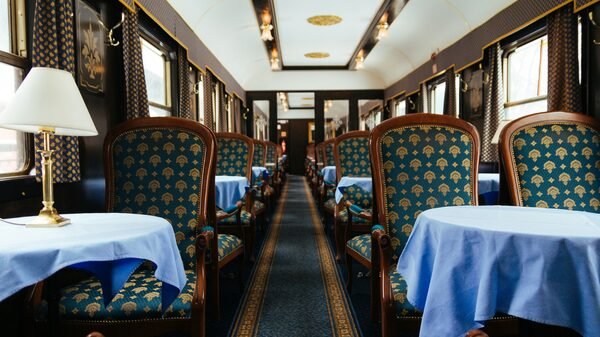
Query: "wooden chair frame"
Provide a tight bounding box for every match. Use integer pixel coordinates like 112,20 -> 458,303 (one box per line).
499,111 -> 600,206
320,138 -> 337,234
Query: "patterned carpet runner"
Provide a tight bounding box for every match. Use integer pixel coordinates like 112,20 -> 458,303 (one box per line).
230,176 -> 360,337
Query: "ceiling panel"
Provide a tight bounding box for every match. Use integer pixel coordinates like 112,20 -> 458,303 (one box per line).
275,0 -> 384,66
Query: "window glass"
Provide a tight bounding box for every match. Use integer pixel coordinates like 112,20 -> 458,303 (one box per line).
198,76 -> 204,124
431,81 -> 446,114
395,99 -> 406,117
140,37 -> 170,116
0,63 -> 26,174
505,35 -> 548,120
0,0 -> 10,53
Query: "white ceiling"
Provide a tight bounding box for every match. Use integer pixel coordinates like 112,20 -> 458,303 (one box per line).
167,0 -> 516,91
275,0 -> 383,66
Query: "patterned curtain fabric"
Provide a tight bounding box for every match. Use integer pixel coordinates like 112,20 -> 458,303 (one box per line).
420,83 -> 429,112
219,84 -> 227,132
233,97 -> 241,133
122,8 -> 149,119
32,0 -> 80,183
177,46 -> 192,119
203,73 -> 214,130
547,5 -> 582,112
482,43 -> 505,162
443,68 -> 457,116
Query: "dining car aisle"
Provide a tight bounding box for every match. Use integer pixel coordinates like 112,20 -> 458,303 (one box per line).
230,176 -> 360,337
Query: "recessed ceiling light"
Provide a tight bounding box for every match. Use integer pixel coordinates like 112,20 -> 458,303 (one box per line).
307,15 -> 342,26
304,52 -> 330,59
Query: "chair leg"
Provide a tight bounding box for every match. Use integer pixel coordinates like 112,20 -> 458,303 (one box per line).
334,217 -> 344,263
346,254 -> 353,293
370,267 -> 379,323
238,254 -> 245,293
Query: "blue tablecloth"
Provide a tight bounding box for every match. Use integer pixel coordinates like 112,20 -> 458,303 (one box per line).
478,173 -> 500,205
397,206 -> 600,337
335,176 -> 373,203
252,166 -> 269,183
321,166 -> 337,184
215,175 -> 249,210
0,213 -> 186,311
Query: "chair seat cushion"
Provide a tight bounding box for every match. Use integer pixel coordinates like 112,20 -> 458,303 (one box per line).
218,210 -> 252,225
253,200 -> 266,213
389,268 -> 421,318
326,188 -> 335,199
218,234 -> 243,262
346,234 -> 371,262
59,269 -> 196,320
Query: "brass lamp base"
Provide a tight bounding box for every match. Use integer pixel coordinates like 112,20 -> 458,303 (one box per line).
26,209 -> 71,228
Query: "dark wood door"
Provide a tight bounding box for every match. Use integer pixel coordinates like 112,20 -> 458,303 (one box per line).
287,119 -> 310,175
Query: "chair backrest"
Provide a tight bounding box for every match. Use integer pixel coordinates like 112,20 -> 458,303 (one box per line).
324,139 -> 336,166
335,130 -> 371,180
104,117 -> 216,270
499,111 -> 600,212
252,139 -> 266,167
315,142 -> 324,165
265,141 -> 278,164
215,132 -> 254,180
306,143 -> 315,160
370,114 -> 480,261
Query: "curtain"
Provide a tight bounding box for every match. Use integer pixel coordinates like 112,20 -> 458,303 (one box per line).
233,97 -> 242,133
177,46 -> 192,119
32,0 -> 80,183
420,83 -> 429,112
547,5 -> 582,112
219,84 -> 227,132
122,8 -> 149,119
443,67 -> 457,116
203,73 -> 214,130
482,43 -> 505,162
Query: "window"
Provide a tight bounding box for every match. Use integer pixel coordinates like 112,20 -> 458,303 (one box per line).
504,35 -> 548,120
0,0 -> 29,176
189,67 -> 204,124
140,37 -> 171,116
394,98 -> 406,117
429,80 -> 446,114
212,80 -> 219,131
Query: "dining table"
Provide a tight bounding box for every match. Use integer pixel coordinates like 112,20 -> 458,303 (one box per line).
397,205 -> 600,337
0,213 -> 187,310
215,175 -> 249,211
320,166 -> 337,184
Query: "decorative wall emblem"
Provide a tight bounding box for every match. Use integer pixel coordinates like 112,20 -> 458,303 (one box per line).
76,0 -> 105,93
307,15 -> 343,26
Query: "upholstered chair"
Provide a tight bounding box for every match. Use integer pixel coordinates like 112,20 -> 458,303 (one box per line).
215,133 -> 258,262
499,111 -> 600,212
321,138 -> 338,233
49,117 -> 219,337
315,142 -> 326,210
265,141 -> 280,196
370,114 -> 517,336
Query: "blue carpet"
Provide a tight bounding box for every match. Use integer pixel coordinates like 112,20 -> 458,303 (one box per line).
230,176 -> 361,337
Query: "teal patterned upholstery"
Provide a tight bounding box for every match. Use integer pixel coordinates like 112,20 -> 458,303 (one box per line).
217,137 -> 251,177
509,123 -> 600,212
346,234 -> 371,261
253,141 -> 266,167
325,142 -> 336,166
218,234 -> 243,262
266,143 -> 278,176
59,270 -> 196,320
338,209 -> 370,223
110,128 -> 207,270
377,125 -> 476,260
324,198 -> 336,212
338,137 -> 371,177
389,269 -> 420,317
219,209 -> 252,225
342,185 -> 373,210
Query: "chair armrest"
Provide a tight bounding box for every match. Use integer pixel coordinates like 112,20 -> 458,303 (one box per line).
346,202 -> 373,221
372,229 -> 394,317
193,227 -> 214,308
216,201 -> 242,221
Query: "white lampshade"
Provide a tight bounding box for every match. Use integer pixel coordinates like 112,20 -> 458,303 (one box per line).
491,120 -> 511,144
0,67 -> 97,136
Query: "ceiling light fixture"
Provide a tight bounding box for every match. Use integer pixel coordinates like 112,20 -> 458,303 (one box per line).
375,13 -> 389,41
355,50 -> 365,70
307,15 -> 343,26
260,10 -> 274,41
270,48 -> 280,70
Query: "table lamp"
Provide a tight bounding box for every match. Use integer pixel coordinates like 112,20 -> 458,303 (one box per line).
0,67 -> 98,227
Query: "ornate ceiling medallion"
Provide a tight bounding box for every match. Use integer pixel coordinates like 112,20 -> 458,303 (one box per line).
307,15 -> 342,26
304,52 -> 330,59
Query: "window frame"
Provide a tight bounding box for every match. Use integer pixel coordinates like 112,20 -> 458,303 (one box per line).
139,27 -> 175,117
0,0 -> 32,179
427,76 -> 446,115
393,96 -> 406,117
